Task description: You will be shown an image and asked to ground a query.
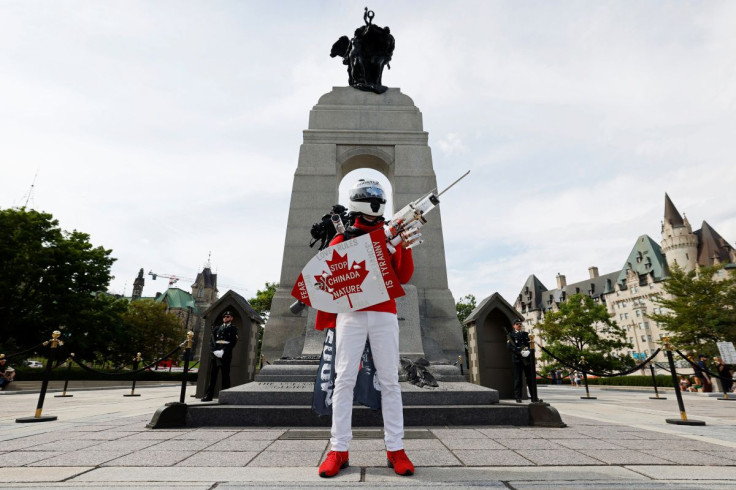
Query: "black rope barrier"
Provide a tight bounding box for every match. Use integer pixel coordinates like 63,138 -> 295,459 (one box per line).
536,370 -> 572,381
675,349 -> 735,383
537,345 -> 662,377
72,345 -> 182,377
654,362 -> 678,374
3,343 -> 45,361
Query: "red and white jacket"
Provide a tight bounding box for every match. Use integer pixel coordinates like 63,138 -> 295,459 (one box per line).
314,217 -> 414,330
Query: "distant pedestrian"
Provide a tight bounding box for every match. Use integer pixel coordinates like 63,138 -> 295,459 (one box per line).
714,356 -> 733,394
679,375 -> 691,392
550,370 -> 557,384
693,354 -> 712,393
556,370 -> 563,385
0,355 -> 15,390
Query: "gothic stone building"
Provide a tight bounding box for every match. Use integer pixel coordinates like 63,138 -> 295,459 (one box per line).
128,266 -> 219,361
514,194 -> 736,364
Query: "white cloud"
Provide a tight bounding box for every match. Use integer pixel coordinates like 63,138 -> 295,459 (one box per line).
1,0 -> 735,308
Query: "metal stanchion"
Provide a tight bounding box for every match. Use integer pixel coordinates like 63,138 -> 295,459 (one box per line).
54,353 -> 74,398
648,362 -> 666,400
179,332 -> 193,404
123,353 -> 142,397
148,332 -> 193,429
718,390 -> 736,401
457,355 -> 464,376
16,330 -> 63,423
663,337 -> 705,426
579,356 -> 597,400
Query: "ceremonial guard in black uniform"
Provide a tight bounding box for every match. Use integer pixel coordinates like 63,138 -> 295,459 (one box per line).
201,311 -> 239,402
507,319 -> 540,403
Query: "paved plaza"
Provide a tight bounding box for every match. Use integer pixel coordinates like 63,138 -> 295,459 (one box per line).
1,383 -> 736,488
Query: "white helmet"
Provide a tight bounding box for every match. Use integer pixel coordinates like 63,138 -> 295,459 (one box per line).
348,179 -> 386,217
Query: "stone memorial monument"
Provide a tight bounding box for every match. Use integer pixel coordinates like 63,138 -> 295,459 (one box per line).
155,9 -> 561,429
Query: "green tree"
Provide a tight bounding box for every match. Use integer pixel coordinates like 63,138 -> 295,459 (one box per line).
456,294 -> 476,368
117,300 -> 185,366
649,264 -> 736,357
536,293 -> 634,374
249,282 -> 278,321
249,282 -> 278,363
456,294 -> 477,325
0,208 -> 115,354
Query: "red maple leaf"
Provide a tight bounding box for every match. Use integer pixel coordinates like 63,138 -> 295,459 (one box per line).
314,249 -> 370,308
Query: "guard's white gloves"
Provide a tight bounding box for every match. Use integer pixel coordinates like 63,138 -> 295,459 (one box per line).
521,348 -> 531,358
213,349 -> 224,358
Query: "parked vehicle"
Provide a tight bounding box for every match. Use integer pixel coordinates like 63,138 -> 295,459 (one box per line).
25,360 -> 43,368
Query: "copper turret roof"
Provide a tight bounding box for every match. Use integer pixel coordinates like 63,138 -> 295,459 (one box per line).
664,193 -> 684,227
695,221 -> 734,266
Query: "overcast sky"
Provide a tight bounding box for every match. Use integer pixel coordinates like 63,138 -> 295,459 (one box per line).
2,1 -> 735,306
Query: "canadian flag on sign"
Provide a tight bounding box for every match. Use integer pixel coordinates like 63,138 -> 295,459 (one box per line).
292,229 -> 405,314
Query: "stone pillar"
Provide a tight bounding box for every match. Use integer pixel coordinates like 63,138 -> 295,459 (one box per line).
261,87 -> 464,365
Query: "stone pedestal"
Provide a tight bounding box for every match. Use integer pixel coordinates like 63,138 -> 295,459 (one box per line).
261,87 -> 464,365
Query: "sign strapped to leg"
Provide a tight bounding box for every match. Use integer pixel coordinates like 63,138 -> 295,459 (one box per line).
291,229 -> 404,314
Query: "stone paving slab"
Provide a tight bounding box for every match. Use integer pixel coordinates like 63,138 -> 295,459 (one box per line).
203,438 -> 272,451
4,485 -> 212,490
640,449 -> 726,465
247,450 -> 322,467
27,439 -> 102,452
102,450 -> 196,466
364,466 -> 649,481
72,466 -> 363,482
508,482 -> 736,489
27,450 -> 129,467
515,449 -> 604,465
175,451 -> 259,466
453,449 -> 533,466
83,439 -> 160,452
174,429 -> 238,440
496,438 -> 566,450
550,438 -> 625,450
0,467 -> 93,482
1,451 -> 59,466
627,465 -> 736,480
443,438 -> 506,450
578,450 -> 673,465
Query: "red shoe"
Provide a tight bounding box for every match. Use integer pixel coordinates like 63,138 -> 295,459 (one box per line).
319,450 -> 349,478
387,449 -> 414,476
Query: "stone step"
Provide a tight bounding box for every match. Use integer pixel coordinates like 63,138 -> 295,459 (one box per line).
218,381 -> 499,406
186,403 -> 530,427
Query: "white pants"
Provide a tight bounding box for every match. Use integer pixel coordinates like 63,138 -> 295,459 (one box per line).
330,310 -> 404,452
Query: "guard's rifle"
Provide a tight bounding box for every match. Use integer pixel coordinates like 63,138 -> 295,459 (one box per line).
384,170 -> 470,251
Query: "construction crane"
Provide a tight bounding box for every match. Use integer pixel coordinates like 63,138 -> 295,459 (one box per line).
148,270 -> 187,287
148,269 -> 249,295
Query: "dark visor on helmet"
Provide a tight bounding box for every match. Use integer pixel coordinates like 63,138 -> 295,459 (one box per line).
351,184 -> 386,203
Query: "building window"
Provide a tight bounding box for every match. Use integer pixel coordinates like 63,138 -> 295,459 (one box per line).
624,313 -> 629,319
644,322 -> 649,329
641,335 -> 646,342
647,335 -> 652,342
636,310 -> 641,317
639,323 -> 643,329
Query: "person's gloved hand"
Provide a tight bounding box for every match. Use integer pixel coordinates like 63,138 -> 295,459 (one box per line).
213,349 -> 224,359
521,348 -> 531,358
